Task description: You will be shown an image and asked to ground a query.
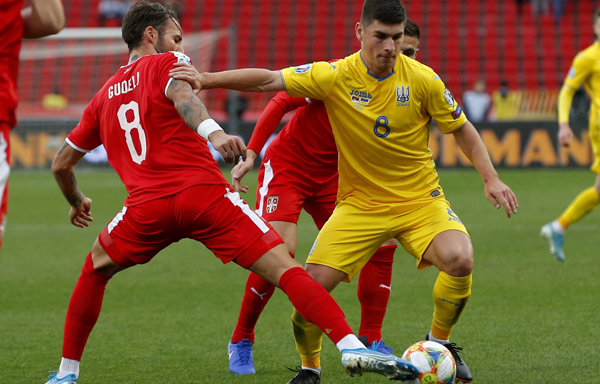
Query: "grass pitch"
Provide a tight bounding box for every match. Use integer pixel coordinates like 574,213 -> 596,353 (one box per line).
1,168 -> 599,383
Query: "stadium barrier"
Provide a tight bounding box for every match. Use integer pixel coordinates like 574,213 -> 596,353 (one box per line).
10,120 -> 593,170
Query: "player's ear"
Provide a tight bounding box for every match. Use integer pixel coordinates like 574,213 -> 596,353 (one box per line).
355,22 -> 364,42
143,26 -> 158,44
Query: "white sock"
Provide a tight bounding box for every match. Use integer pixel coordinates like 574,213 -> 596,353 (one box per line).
551,220 -> 565,235
336,334 -> 365,352
58,358 -> 80,379
302,366 -> 321,375
428,331 -> 449,344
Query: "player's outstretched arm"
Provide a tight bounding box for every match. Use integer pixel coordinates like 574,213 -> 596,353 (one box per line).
166,78 -> 247,164
22,0 -> 65,39
169,64 -> 285,93
52,142 -> 93,228
453,122 -> 518,218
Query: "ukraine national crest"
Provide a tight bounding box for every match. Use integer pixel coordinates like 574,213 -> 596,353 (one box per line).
396,85 -> 410,105
266,196 -> 279,213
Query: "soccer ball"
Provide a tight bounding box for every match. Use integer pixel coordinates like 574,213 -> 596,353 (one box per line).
401,340 -> 456,384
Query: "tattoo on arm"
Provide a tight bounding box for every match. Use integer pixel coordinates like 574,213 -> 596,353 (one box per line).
56,142 -> 69,155
66,173 -> 84,207
168,79 -> 212,130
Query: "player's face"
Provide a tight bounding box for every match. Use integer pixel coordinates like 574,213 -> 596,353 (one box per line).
156,18 -> 184,54
356,20 -> 404,76
400,36 -> 419,60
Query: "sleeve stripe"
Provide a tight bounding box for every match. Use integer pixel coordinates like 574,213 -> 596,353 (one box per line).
448,120 -> 469,133
66,138 -> 92,153
280,70 -> 287,92
164,78 -> 173,98
305,98 -> 312,104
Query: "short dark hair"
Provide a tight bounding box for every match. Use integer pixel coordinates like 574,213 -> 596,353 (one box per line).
122,1 -> 179,52
404,19 -> 420,40
361,0 -> 407,27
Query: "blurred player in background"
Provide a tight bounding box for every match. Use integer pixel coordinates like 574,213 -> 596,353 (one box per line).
170,1 -> 519,383
0,0 -> 65,251
225,19 -> 421,378
541,10 -> 600,262
42,2 -> 419,383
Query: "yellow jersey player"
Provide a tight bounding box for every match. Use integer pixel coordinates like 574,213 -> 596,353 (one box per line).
170,1 -> 518,383
541,10 -> 600,262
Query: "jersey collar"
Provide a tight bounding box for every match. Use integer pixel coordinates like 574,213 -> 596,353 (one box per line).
359,51 -> 395,82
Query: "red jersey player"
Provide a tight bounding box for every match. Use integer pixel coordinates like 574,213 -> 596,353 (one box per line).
0,0 -> 65,251
226,21 -> 421,380
43,2 -> 418,383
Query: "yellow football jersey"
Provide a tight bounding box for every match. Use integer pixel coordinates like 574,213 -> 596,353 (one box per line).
559,42 -> 600,126
281,52 -> 468,204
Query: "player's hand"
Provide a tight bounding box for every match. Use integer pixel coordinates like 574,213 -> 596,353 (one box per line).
231,150 -> 258,193
209,130 -> 247,165
558,122 -> 574,147
484,177 -> 518,218
69,196 -> 93,228
169,62 -> 203,94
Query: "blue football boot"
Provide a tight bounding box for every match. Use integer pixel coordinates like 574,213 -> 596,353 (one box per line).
540,223 -> 566,261
340,347 -> 418,381
44,372 -> 77,384
228,339 -> 255,374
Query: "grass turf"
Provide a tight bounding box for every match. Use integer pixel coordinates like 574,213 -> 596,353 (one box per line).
1,168 -> 599,383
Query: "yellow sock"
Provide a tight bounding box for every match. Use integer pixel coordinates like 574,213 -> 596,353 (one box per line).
431,272 -> 472,341
558,187 -> 600,230
291,309 -> 323,369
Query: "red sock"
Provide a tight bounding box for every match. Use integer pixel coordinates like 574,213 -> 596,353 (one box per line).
232,253 -> 294,343
62,252 -> 112,360
357,245 -> 396,344
279,267 -> 352,345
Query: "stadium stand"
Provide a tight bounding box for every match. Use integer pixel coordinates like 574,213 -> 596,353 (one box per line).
17,0 -> 600,120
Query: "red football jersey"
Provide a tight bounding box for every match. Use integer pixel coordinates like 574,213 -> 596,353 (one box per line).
249,92 -> 337,174
67,52 -> 228,206
0,0 -> 25,127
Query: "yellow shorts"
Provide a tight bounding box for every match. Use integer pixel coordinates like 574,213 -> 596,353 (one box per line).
306,195 -> 469,282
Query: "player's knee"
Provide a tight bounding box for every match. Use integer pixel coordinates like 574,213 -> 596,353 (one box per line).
305,263 -> 345,293
439,243 -> 473,277
249,244 -> 302,286
90,239 -> 126,277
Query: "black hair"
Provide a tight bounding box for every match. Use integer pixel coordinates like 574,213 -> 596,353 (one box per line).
361,0 -> 407,27
404,19 -> 420,40
121,1 -> 179,52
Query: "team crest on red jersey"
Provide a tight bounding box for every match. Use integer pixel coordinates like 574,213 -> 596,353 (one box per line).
266,196 -> 279,213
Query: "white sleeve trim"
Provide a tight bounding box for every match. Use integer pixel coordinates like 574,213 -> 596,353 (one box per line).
164,77 -> 173,98
66,138 -> 92,153
305,98 -> 312,104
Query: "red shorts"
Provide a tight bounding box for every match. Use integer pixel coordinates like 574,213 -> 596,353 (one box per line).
0,123 -> 11,249
255,154 -> 337,229
98,184 -> 283,268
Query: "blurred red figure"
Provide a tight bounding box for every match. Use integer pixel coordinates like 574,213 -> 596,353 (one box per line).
0,0 -> 65,251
